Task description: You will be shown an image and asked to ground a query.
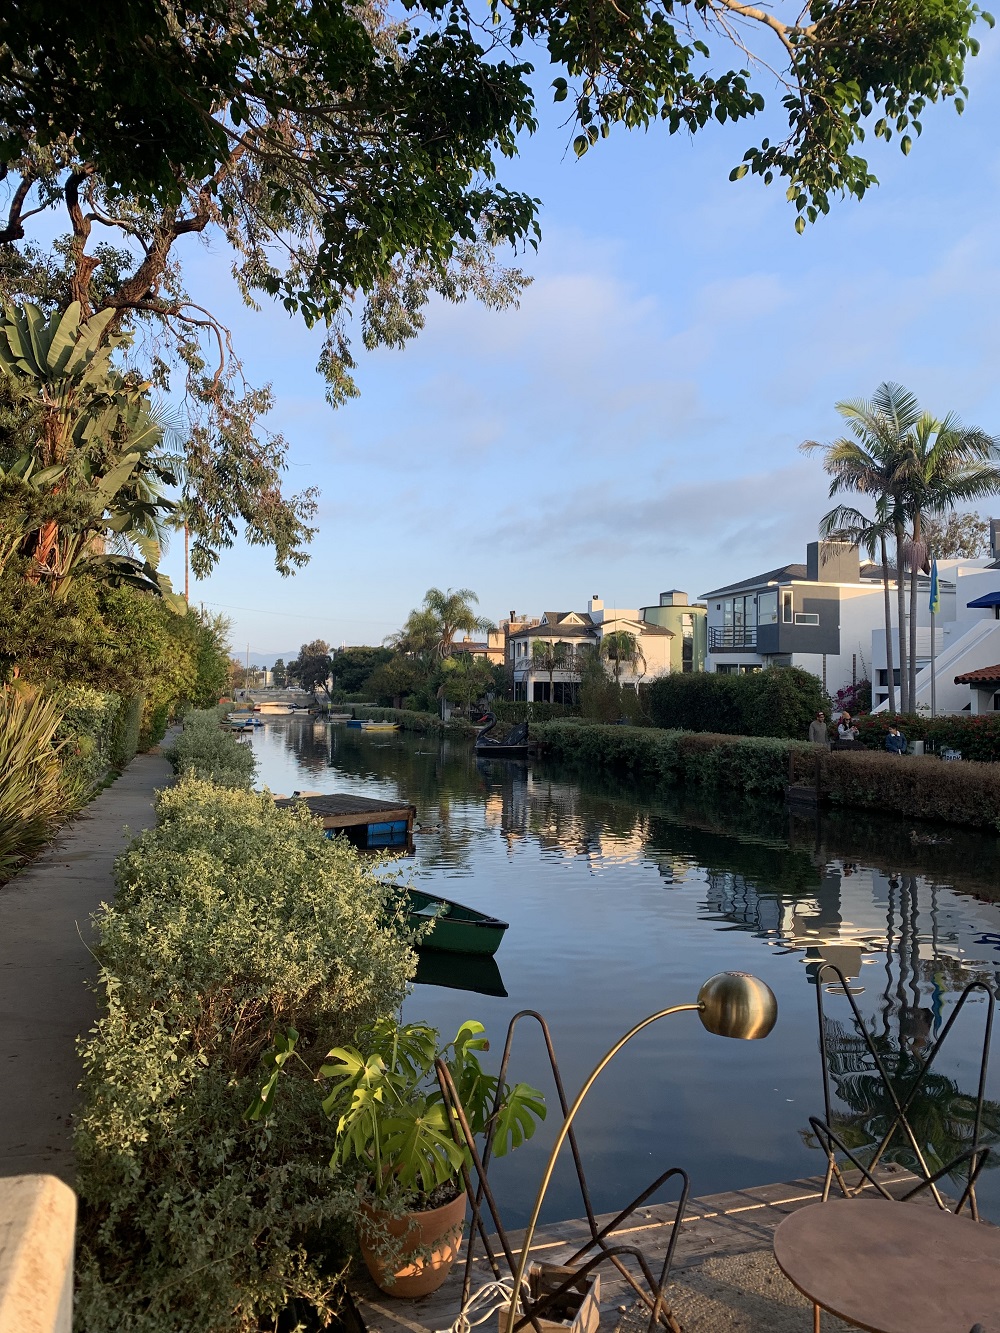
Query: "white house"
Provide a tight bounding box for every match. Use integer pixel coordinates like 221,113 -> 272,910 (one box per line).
509,597 -> 673,703
870,545 -> 1000,714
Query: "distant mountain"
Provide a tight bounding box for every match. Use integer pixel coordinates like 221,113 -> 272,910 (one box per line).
236,651 -> 297,668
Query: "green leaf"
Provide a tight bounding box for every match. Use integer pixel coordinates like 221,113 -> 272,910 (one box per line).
901,135 -> 912,155
794,215 -> 806,235
491,1082 -> 547,1156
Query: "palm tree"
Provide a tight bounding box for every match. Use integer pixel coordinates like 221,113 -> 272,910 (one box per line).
530,638 -> 568,702
802,384 -> 920,713
819,503 -> 897,713
420,587 -> 495,658
599,630 -> 645,687
896,412 -> 1000,708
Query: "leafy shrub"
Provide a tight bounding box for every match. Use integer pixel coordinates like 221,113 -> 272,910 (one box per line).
534,721 -> 810,795
0,686 -> 67,878
645,666 -> 828,739
51,686 -> 145,801
75,779 -> 418,1333
487,700 -> 580,723
52,685 -> 122,801
820,749 -> 1000,829
165,707 -> 257,787
853,712 -> 1000,763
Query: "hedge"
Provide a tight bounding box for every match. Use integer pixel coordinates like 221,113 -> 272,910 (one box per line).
535,721 -> 1000,829
645,666 -> 828,739
853,712 -> 1000,763
533,721 -> 811,795
52,686 -> 144,803
165,707 -> 257,787
821,749 -> 1000,829
75,778 -> 417,1333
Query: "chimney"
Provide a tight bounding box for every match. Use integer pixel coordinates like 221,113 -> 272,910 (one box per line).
807,540 -> 860,583
588,595 -> 603,614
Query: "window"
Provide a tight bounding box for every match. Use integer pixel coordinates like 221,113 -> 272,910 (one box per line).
878,669 -> 901,687
758,591 -> 778,625
781,589 -> 793,623
794,612 -> 820,626
681,613 -> 694,672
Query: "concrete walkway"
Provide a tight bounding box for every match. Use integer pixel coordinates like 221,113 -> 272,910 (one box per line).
0,746 -> 173,1183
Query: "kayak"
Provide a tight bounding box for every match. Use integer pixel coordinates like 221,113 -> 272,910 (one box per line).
399,887 -> 508,956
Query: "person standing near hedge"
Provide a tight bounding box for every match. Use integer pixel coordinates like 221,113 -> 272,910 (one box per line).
885,725 -> 907,755
808,711 -> 829,745
836,712 -> 860,747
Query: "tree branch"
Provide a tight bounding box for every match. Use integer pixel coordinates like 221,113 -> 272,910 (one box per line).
0,172 -> 37,244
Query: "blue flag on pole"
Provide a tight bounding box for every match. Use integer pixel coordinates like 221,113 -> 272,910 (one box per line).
929,558 -> 940,615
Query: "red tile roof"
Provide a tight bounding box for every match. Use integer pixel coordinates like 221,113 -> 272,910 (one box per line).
954,664 -> 1000,684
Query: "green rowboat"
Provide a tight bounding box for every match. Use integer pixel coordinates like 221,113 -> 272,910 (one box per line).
402,887 -> 508,957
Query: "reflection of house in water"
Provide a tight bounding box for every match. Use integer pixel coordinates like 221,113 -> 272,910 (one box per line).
475,761 -> 692,880
703,860 -> 1000,1000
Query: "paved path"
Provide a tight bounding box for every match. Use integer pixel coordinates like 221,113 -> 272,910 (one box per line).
0,746 -> 173,1183
355,1168 -> 929,1333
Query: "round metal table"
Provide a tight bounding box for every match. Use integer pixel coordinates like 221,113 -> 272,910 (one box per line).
773,1196 -> 1000,1333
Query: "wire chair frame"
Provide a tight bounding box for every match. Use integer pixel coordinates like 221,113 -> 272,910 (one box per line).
434,1009 -> 690,1333
812,962 -> 996,1218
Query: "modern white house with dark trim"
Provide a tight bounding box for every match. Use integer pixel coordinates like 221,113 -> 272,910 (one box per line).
701,541 -> 893,696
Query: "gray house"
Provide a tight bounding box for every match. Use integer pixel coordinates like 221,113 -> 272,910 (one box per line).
701,541 -> 888,694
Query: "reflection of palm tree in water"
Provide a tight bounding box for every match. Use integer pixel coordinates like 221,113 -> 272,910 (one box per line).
818,1015 -> 1000,1188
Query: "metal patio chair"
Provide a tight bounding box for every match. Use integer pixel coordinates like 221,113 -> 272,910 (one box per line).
809,962 -> 996,1217
434,1009 -> 691,1333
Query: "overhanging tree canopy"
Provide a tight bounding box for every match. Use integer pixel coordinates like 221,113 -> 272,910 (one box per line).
1,0 -> 993,571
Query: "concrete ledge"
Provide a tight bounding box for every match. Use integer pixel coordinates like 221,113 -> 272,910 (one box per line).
0,1175 -> 75,1333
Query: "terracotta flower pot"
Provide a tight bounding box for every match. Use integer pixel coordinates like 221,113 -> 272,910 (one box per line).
358,1190 -> 466,1298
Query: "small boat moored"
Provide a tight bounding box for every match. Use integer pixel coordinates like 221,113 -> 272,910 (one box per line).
346,719 -> 401,732
399,887 -> 508,956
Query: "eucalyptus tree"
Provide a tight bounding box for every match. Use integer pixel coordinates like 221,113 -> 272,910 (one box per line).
803,384 -> 919,713
1,0 -> 994,583
922,511 -> 991,558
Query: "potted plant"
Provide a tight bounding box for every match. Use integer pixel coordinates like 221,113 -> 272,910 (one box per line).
249,1017 -> 545,1298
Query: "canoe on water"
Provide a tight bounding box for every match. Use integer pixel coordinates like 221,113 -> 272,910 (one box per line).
400,887 -> 508,957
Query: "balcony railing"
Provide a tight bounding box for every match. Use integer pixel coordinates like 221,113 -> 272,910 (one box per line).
709,625 -> 757,652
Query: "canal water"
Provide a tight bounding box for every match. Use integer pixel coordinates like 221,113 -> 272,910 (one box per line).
250,718 -> 1000,1227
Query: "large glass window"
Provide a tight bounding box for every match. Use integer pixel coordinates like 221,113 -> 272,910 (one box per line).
758,591 -> 778,625
781,589 -> 794,623
681,614 -> 694,672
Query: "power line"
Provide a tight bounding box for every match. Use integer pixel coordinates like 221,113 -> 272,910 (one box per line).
199,598 -> 397,627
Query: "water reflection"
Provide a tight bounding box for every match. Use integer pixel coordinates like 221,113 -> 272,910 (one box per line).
250,719 -> 1000,1221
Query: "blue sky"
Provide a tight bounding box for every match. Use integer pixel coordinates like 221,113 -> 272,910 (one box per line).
158,30 -> 1000,661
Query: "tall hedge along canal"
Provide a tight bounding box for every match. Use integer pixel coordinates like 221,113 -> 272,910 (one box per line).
250,717 -> 1000,1227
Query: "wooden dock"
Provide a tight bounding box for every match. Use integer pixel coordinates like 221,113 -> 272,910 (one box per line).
273,793 -> 415,850
353,1168 -> 931,1333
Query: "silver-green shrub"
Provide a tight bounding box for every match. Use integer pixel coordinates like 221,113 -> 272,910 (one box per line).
75,779 -> 416,1332
164,707 -> 256,787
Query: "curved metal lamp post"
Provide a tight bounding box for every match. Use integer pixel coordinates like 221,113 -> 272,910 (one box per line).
503,972 -> 778,1333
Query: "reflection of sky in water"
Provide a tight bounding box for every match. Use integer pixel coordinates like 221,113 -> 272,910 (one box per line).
251,720 -> 1000,1226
